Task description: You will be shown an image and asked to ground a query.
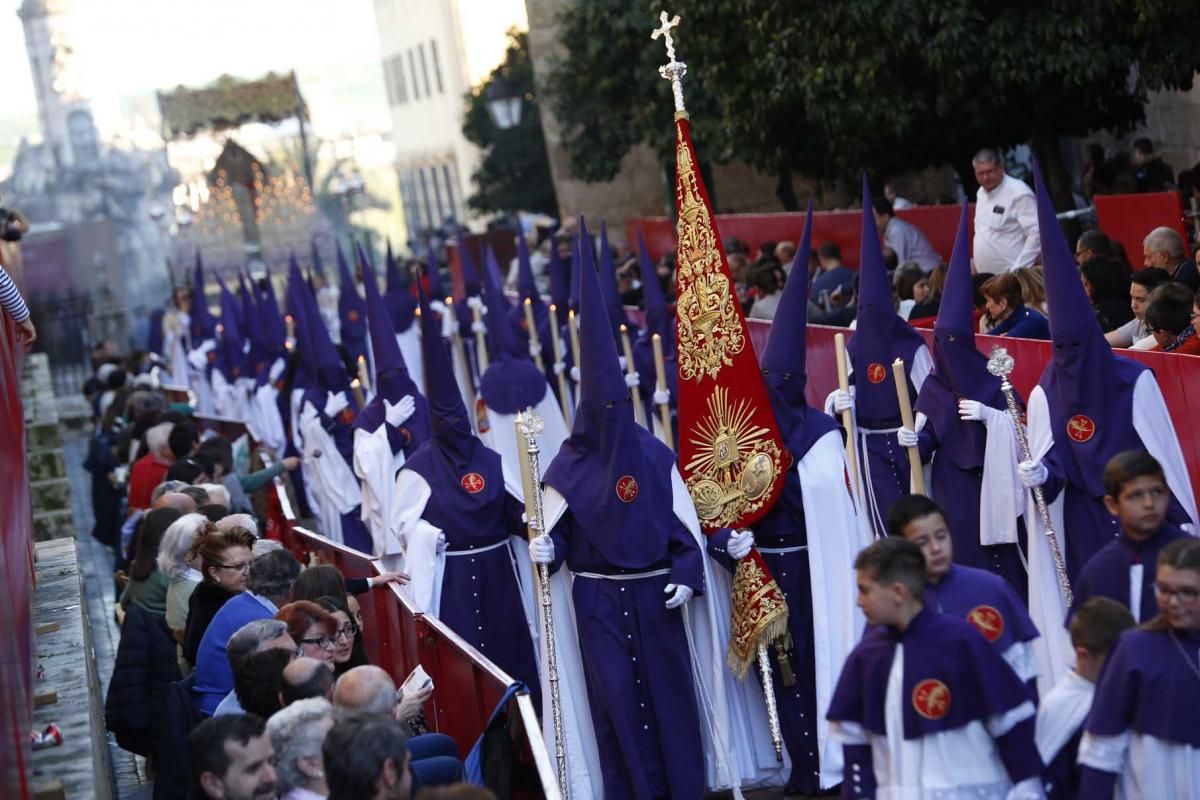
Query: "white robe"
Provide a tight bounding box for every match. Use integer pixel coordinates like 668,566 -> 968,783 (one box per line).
353,425 -> 406,559
477,381 -> 570,499
395,326 -> 426,395
1079,730 -> 1200,799
537,467 -> 790,799
163,309 -> 191,388
1025,371 -> 1199,694
1035,669 -> 1093,768
297,395 -> 362,544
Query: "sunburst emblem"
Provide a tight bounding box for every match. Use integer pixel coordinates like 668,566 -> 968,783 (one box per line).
684,386 -> 781,526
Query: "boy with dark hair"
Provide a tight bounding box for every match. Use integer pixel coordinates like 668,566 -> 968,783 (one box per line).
887,494 -> 1040,691
1070,450 -> 1193,622
189,713 -> 277,800
1035,597 -> 1134,800
828,538 -> 1043,799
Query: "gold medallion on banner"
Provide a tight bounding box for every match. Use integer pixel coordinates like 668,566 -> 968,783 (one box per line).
674,123 -> 745,383
683,386 -> 782,527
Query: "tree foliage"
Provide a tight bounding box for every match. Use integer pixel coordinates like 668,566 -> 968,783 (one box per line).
463,30 -> 559,218
546,0 -> 1200,208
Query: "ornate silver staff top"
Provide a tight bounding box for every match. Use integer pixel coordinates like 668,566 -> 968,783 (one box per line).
986,347 -> 1015,379
652,11 -> 687,114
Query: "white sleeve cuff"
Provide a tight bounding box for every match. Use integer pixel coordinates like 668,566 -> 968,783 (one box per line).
1077,731 -> 1130,773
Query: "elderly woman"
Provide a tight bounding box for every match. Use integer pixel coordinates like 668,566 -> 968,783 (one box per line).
181,524 -> 257,668
981,272 -> 1050,339
266,697 -> 336,800
276,600 -> 339,666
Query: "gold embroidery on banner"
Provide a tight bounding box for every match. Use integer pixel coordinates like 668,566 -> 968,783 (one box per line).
684,386 -> 782,528
674,120 -> 745,383
727,556 -> 789,677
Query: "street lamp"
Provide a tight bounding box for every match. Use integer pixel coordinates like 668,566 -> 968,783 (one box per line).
484,76 -> 523,130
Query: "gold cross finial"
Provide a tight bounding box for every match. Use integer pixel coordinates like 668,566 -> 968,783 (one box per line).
651,11 -> 687,114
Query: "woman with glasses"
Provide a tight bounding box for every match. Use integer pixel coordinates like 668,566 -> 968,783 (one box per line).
181,524 -> 257,668
315,595 -> 369,677
1079,537 -> 1200,796
276,600 -> 339,666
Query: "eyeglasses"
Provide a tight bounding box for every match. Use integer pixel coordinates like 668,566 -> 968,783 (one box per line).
299,635 -> 337,651
214,561 -> 250,573
1153,581 -> 1200,604
334,622 -> 359,642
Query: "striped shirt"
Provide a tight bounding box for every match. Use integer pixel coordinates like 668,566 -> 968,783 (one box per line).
0,267 -> 29,322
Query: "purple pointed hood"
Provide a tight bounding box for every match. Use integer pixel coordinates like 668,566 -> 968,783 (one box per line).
479,246 -> 547,413
637,229 -> 670,338
631,227 -> 678,410
914,203 -> 1013,469
453,230 -> 481,337
300,256 -> 352,396
339,243 -> 369,349
543,216 -> 677,567
286,254 -> 316,390
847,176 -> 926,426
415,277 -> 477,468
425,245 -> 446,301
355,243 -> 430,454
548,236 -> 569,310
569,230 -> 584,312
191,251 -> 218,342
310,239 -> 326,279
760,201 -> 839,461
598,222 -> 630,337
384,240 -> 417,333
237,270 -> 265,376
1034,161 -> 1146,498
506,234 -> 553,368
215,277 -> 245,381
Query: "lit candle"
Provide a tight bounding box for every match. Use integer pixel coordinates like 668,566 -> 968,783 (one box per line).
285,314 -> 295,340
357,355 -> 370,393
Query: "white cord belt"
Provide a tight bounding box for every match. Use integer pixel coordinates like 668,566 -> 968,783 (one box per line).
756,545 -> 808,554
445,540 -> 510,556
573,568 -> 671,581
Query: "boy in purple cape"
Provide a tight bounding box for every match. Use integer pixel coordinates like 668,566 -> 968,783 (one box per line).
337,241 -> 370,368
1016,162 -> 1197,691
389,278 -> 540,701
1078,538 -> 1200,796
888,494 -> 1041,694
827,178 -> 933,539
631,228 -> 679,447
1035,597 -> 1134,800
906,203 -> 1029,597
353,243 -> 428,560
1070,451 -> 1194,624
828,538 -> 1044,799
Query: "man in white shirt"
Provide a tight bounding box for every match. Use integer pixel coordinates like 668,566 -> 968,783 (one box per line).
872,196 -> 942,272
972,149 -> 1041,274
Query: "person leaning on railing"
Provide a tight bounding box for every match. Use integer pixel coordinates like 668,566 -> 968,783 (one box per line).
0,233 -> 34,348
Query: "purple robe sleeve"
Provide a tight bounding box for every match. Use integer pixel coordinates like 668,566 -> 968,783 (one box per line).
993,716 -> 1044,783
704,527 -> 736,573
1039,443 -> 1068,504
916,425 -> 936,465
841,743 -> 876,799
1078,765 -> 1119,797
667,516 -> 705,595
546,511 -> 571,575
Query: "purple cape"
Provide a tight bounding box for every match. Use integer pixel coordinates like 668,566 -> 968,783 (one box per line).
925,564 -> 1039,655
1070,523 -> 1191,623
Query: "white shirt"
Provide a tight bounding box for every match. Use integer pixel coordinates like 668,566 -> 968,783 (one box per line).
973,174 -> 1040,275
1109,316 -> 1150,348
883,217 -> 942,272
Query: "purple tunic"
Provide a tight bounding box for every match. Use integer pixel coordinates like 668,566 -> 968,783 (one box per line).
925,564 -> 1039,670
1069,523 -> 1191,624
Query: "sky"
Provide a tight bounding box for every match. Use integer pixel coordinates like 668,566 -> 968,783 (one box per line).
0,0 -> 527,156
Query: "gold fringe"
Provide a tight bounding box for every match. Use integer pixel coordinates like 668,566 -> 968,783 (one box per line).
727,612 -> 789,679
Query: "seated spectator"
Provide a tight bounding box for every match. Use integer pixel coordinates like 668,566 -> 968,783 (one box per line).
282,657 -> 335,705
233,648 -> 293,720
189,714 -> 277,800
1132,137 -> 1175,193
199,503 -> 231,523
182,523 -> 256,668
179,484 -> 211,508
196,435 -> 299,516
119,507 -> 183,619
252,538 -> 284,558
981,272 -> 1050,339
266,698 -> 336,800
333,666 -> 459,789
193,548 -> 301,716
1144,285 -> 1200,354
1081,256 -> 1134,332
128,421 -> 175,511
154,490 -> 197,515
214,619 -> 298,716
217,513 -> 259,537
747,266 -> 782,320
810,242 -> 855,309
277,600 -> 339,667
291,563 -> 409,605
1143,226 -> 1199,291
316,595 -> 370,676
1106,266 -> 1171,349
324,712 -> 412,800
159,511 -> 208,669
199,482 -> 232,508
908,261 -> 946,322
416,788 -> 498,800
166,456 -> 209,485
1012,266 -> 1050,317
892,261 -> 930,320
872,195 -> 942,272
1074,229 -> 1114,266
168,420 -> 199,462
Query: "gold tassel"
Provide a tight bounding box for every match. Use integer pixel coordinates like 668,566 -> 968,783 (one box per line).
774,633 -> 796,687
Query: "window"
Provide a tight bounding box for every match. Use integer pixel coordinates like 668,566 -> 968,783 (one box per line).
408,49 -> 421,100
431,162 -> 445,224
442,163 -> 458,222
418,43 -> 433,98
381,59 -> 396,105
418,167 -> 434,233
391,55 -> 408,104
429,39 -> 444,94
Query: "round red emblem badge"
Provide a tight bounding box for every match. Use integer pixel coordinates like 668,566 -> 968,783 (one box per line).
966,605 -> 1005,642
615,475 -> 639,503
867,363 -> 887,384
912,679 -> 951,720
348,310 -> 360,322
1066,414 -> 1096,443
460,473 -> 486,494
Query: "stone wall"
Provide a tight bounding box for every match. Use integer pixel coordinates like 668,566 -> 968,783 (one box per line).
22,353 -> 76,541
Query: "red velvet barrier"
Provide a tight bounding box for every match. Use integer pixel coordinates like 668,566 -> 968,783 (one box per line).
628,204 -> 971,268
1094,191 -> 1190,267
0,303 -> 33,798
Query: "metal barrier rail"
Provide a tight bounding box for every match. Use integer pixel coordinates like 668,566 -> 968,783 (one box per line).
260,453 -> 558,797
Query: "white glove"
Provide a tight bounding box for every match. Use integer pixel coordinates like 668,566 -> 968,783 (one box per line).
552,361 -> 566,376
570,366 -> 581,384
958,399 -> 985,422
529,342 -> 542,357
323,391 -> 350,419
187,348 -> 207,371
727,529 -> 754,560
471,320 -> 487,335
268,357 -> 286,383
832,389 -> 853,413
436,532 -> 448,554
664,583 -> 694,609
1006,776 -> 1046,800
385,395 -> 416,426
529,536 -> 554,564
624,372 -> 640,388
652,389 -> 671,405
897,427 -> 919,448
1018,459 -> 1048,489
466,296 -> 485,312
439,307 -> 455,339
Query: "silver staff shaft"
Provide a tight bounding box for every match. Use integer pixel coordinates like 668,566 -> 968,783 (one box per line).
757,642 -> 784,762
514,411 -> 569,798
987,347 -> 1073,607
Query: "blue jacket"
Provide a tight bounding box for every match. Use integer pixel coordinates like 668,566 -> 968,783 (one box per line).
988,305 -> 1050,340
191,592 -> 276,716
